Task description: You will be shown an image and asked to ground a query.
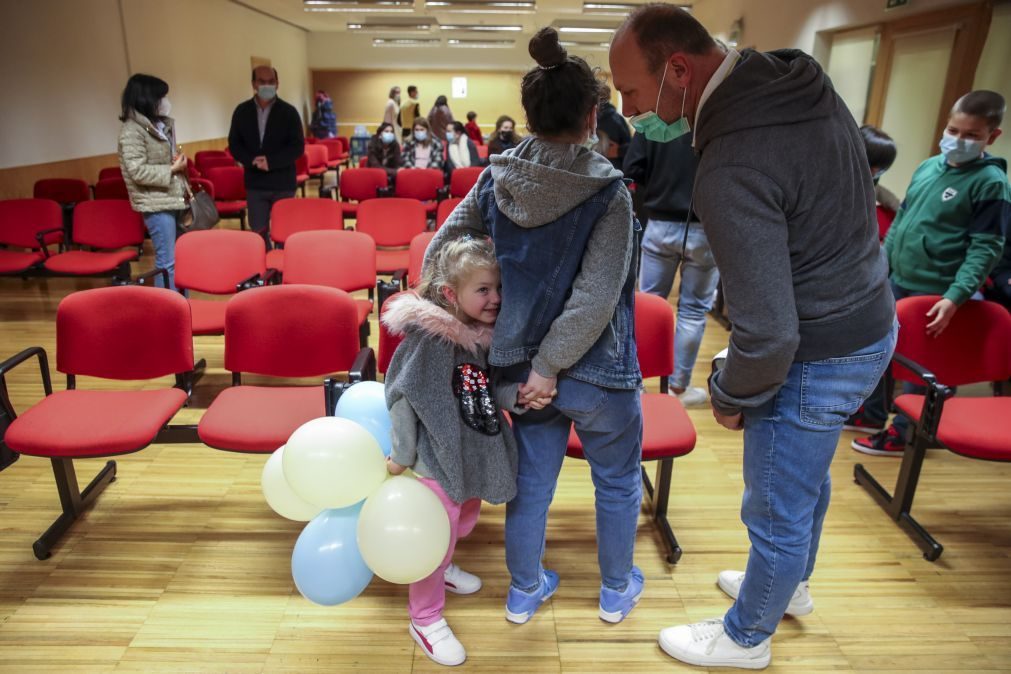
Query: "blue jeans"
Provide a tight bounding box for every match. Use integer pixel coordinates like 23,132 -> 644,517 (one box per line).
505,374 -> 643,592
639,219 -> 720,390
142,211 -> 179,292
723,323 -> 897,647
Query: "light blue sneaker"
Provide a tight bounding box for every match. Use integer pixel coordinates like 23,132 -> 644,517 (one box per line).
599,566 -> 644,623
505,570 -> 560,624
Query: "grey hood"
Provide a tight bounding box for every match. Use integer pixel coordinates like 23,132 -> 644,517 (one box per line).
489,136 -> 624,228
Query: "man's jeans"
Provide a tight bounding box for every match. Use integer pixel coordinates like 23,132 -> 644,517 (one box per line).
505,375 -> 643,592
246,188 -> 295,249
639,219 -> 720,390
142,211 -> 179,292
723,323 -> 897,647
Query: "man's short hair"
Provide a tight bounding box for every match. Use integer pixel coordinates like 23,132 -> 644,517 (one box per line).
952,90 -> 1006,130
618,3 -> 717,74
251,66 -> 278,82
859,125 -> 897,171
408,85 -> 418,95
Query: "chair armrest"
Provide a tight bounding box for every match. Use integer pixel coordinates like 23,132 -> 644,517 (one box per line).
377,272 -> 406,311
34,227 -> 65,257
891,353 -> 938,388
320,185 -> 336,200
0,347 -> 53,397
891,352 -> 953,438
350,347 -> 377,382
126,267 -> 170,288
392,268 -> 407,289
377,186 -> 394,198
236,268 -> 278,292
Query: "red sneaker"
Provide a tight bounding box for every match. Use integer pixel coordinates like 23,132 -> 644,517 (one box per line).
851,426 -> 905,456
843,411 -> 885,433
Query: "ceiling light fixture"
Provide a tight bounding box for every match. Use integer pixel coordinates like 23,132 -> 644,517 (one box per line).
559,40 -> 611,50
556,25 -> 618,34
347,21 -> 434,32
425,1 -> 535,12
304,0 -> 415,12
372,37 -> 441,46
446,38 -> 517,47
439,23 -> 523,31
582,2 -> 691,15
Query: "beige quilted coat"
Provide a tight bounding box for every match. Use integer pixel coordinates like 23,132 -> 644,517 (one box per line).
117,112 -> 186,213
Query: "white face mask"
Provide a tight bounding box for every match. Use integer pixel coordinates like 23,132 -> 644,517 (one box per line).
157,97 -> 172,117
445,131 -> 456,143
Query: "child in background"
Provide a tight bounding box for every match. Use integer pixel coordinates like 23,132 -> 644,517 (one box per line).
382,236 -> 548,667
859,125 -> 901,220
464,111 -> 483,146
852,90 -> 1009,456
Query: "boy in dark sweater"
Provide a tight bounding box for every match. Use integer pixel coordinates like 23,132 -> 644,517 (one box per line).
853,90 -> 1009,456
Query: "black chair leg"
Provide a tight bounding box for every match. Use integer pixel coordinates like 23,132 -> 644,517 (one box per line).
854,434 -> 943,561
358,321 -> 370,349
33,457 -> 117,560
642,459 -> 683,564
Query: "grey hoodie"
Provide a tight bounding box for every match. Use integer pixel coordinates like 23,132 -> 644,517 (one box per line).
428,137 -> 635,379
694,49 -> 894,416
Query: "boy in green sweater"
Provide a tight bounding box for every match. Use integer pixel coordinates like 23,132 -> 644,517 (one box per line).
853,90 -> 1009,456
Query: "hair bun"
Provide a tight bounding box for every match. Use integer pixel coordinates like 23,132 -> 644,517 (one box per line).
529,27 -> 567,69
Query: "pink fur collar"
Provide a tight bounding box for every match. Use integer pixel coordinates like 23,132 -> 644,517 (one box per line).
382,292 -> 493,354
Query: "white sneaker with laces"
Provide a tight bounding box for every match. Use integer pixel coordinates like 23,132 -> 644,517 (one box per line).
674,386 -> 709,408
716,570 -> 814,617
410,618 -> 467,667
658,618 -> 771,669
444,563 -> 482,595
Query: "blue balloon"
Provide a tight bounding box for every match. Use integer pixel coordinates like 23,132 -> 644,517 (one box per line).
334,381 -> 393,457
291,503 -> 373,606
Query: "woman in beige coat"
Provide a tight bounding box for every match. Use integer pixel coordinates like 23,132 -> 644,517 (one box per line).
118,73 -> 189,291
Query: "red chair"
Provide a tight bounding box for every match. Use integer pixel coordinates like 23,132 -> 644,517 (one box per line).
194,150 -> 228,168
355,198 -> 427,274
174,230 -> 267,336
436,197 -> 462,230
476,145 -> 489,160
566,292 -> 697,564
205,166 -> 247,230
449,166 -> 484,198
93,178 -> 130,200
43,201 -> 145,279
876,204 -> 896,242
0,285 -> 194,559
336,136 -> 351,156
305,144 -> 330,188
97,166 -> 122,181
320,138 -> 349,170
295,153 -> 310,197
196,155 -> 236,175
33,178 -> 90,206
0,199 -> 64,275
266,198 -> 343,272
854,296 -> 1011,561
377,290 -> 409,375
197,285 -> 376,453
406,231 -> 435,288
392,168 -> 446,215
190,177 -> 215,200
358,156 -> 370,168
336,168 -> 388,221
282,230 -> 379,346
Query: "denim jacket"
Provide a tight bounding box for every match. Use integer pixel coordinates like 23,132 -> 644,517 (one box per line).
477,174 -> 640,389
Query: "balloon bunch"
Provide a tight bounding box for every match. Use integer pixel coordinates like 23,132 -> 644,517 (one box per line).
260,381 -> 451,605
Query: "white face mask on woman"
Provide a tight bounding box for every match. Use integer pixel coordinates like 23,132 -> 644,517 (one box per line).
157,97 -> 172,117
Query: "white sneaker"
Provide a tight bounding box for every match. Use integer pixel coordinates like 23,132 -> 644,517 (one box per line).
674,386 -> 709,408
717,570 -> 814,617
658,618 -> 771,670
444,563 -> 482,595
410,618 -> 467,667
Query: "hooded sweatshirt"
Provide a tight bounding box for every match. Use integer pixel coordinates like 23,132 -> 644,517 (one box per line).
884,153 -> 1008,305
426,137 -> 635,380
383,293 -> 522,505
693,49 -> 894,416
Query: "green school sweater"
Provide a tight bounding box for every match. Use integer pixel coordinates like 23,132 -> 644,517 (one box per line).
884,153 -> 1010,305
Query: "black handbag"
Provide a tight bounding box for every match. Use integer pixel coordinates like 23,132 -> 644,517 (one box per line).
178,178 -> 220,232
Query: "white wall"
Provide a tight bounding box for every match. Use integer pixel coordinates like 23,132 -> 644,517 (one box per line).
973,1 -> 1011,160
0,0 -> 309,170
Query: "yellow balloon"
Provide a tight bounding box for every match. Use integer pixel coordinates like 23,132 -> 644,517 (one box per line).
261,446 -> 322,521
356,476 -> 451,584
282,417 -> 387,509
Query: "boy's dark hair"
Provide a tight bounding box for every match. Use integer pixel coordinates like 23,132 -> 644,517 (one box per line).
617,3 -> 717,74
435,95 -> 448,107
408,85 -> 418,96
859,125 -> 897,171
466,111 -> 477,121
952,90 -> 1006,130
451,121 -> 466,134
521,27 -> 604,136
119,73 -> 168,122
376,122 -> 394,136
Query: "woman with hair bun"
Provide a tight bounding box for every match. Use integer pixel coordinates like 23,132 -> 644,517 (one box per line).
425,26 -> 645,627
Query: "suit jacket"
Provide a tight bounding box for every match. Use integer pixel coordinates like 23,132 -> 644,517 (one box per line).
228,96 -> 304,191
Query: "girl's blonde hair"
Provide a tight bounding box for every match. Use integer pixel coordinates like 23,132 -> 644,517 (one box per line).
416,234 -> 498,310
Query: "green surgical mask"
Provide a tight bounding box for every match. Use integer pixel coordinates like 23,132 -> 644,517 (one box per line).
629,60 -> 691,143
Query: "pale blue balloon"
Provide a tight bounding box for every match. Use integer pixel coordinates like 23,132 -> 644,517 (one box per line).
334,381 -> 393,457
291,503 -> 373,606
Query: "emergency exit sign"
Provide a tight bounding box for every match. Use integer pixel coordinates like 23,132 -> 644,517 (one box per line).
886,0 -> 909,8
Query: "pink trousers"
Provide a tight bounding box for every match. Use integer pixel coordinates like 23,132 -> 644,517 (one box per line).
408,477 -> 481,625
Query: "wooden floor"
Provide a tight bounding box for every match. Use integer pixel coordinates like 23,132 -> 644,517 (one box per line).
2,244 -> 1010,673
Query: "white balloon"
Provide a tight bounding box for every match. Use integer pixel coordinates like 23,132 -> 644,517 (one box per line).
282,417 -> 387,510
357,475 -> 451,584
261,446 -> 322,521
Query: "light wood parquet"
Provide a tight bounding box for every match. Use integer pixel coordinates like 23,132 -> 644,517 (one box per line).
1,226 -> 1010,673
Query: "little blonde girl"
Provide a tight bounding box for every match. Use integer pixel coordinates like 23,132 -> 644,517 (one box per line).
382,235 -> 547,667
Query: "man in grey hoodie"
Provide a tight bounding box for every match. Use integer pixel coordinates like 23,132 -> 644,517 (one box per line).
611,4 -> 896,669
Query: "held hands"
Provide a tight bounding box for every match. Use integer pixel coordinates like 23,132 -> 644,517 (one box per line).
252,155 -> 269,171
170,153 -> 188,174
519,371 -> 557,410
925,298 -> 957,338
386,456 -> 407,476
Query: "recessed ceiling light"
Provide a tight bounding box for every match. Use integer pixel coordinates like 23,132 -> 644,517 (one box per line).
304,0 -> 415,12
372,37 -> 441,46
556,25 -> 617,34
582,2 -> 691,15
559,40 -> 610,50
347,21 -> 434,32
425,1 -> 535,12
446,38 -> 517,47
439,23 -> 523,31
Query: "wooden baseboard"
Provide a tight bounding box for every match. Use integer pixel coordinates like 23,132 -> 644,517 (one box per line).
0,137 -> 230,200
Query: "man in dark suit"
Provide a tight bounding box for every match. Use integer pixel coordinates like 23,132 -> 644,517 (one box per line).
228,66 -> 304,247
